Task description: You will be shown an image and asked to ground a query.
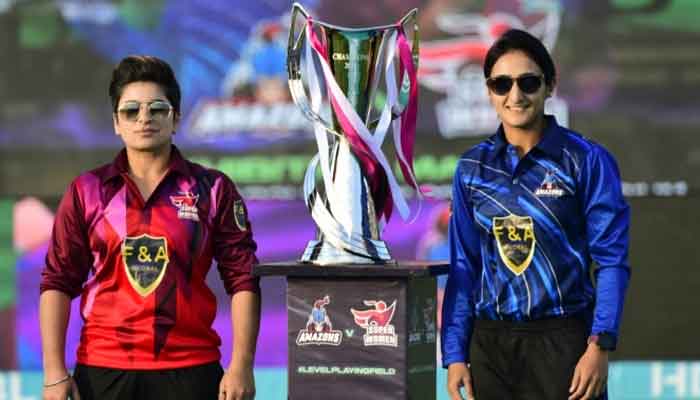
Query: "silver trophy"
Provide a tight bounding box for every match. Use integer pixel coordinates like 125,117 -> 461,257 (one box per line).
288,3 -> 420,265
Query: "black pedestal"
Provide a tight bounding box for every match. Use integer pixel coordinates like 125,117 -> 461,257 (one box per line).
254,261 -> 448,400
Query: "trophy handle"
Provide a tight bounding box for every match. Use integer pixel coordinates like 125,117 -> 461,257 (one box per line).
399,8 -> 419,67
288,2 -> 309,53
398,8 -> 418,30
287,3 -> 345,138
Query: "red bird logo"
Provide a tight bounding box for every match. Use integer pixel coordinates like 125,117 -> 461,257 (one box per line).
351,300 -> 397,328
170,191 -> 199,208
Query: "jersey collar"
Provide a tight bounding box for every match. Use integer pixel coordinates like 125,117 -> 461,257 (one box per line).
488,115 -> 565,161
102,145 -> 191,183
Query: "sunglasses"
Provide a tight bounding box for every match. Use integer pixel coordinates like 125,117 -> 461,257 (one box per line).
117,100 -> 173,122
486,74 -> 544,96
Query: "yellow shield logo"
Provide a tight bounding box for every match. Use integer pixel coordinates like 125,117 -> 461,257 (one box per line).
121,234 -> 170,297
233,200 -> 248,231
492,215 -> 536,276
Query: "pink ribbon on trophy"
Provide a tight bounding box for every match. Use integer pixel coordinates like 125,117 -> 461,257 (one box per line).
305,18 -> 420,222
307,19 -> 392,220
395,27 -> 420,192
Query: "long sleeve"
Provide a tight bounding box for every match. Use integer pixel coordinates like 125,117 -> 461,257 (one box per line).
212,175 -> 260,295
580,145 -> 631,347
441,160 -> 483,367
40,180 -> 93,299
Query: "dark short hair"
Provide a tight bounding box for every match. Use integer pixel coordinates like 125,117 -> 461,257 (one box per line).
483,29 -> 556,87
109,55 -> 181,115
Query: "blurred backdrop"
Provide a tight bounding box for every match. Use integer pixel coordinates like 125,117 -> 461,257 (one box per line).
0,0 -> 699,398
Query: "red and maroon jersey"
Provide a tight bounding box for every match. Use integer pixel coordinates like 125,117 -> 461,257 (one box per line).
40,146 -> 259,370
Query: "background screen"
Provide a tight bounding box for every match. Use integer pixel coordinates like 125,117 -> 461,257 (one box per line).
0,1 -> 698,398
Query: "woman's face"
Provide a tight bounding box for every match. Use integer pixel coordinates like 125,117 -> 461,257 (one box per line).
113,81 -> 178,152
486,50 -> 551,132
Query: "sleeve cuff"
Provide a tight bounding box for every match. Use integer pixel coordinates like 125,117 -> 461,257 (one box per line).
588,330 -> 618,351
227,276 -> 261,296
442,353 -> 469,369
39,282 -> 82,299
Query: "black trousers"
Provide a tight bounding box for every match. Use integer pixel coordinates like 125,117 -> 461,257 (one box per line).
73,362 -> 224,400
469,317 -> 606,400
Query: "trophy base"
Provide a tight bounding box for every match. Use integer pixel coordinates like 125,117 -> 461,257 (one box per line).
300,240 -> 392,265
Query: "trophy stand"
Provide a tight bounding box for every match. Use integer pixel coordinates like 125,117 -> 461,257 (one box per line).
254,261 -> 448,400
267,3 -> 445,398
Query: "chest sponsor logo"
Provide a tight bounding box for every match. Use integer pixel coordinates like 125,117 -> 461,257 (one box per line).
351,300 -> 398,347
493,215 -> 536,276
534,172 -> 565,197
233,200 -> 248,231
121,234 -> 169,297
296,295 -> 342,346
170,191 -> 200,221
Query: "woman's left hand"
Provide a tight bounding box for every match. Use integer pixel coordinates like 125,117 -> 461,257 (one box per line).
568,343 -> 609,400
218,364 -> 255,400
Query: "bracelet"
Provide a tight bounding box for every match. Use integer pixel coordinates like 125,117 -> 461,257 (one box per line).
44,374 -> 71,388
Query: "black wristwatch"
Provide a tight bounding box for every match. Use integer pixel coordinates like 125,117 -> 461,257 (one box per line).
587,332 -> 616,351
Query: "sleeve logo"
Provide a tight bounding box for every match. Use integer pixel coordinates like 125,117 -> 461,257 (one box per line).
233,200 -> 248,231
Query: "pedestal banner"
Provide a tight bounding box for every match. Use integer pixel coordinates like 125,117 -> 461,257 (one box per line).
259,262 -> 446,400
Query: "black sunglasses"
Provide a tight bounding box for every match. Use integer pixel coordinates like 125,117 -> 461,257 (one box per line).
117,100 -> 173,122
486,74 -> 544,96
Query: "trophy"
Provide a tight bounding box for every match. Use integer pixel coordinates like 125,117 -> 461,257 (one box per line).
287,3 -> 421,265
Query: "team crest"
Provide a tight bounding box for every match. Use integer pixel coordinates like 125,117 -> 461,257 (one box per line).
492,215 -> 536,276
534,171 -> 565,197
170,191 -> 200,221
233,200 -> 248,231
296,295 -> 343,346
351,300 -> 398,347
122,234 -> 170,297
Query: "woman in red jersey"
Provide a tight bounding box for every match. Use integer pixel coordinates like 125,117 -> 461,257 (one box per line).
40,55 -> 260,400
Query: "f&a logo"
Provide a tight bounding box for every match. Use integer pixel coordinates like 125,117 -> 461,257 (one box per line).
122,234 -> 170,297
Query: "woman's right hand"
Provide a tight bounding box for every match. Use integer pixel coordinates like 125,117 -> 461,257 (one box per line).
42,371 -> 80,400
447,362 -> 474,400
